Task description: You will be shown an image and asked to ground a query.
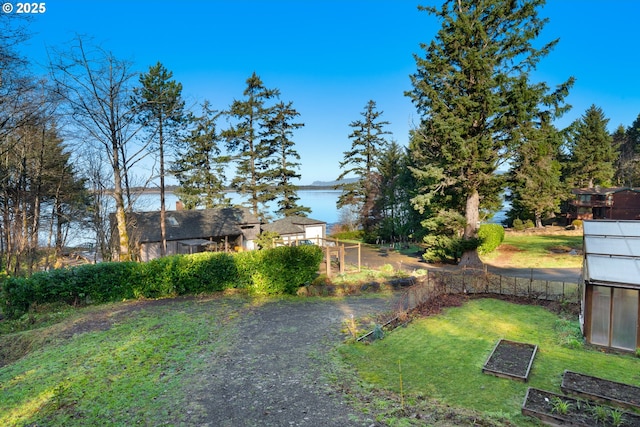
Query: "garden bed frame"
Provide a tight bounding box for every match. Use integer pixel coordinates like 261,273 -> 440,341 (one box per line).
561,370 -> 640,411
482,339 -> 538,382
522,387 -> 640,427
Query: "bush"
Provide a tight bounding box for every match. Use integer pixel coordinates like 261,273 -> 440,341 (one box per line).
477,224 -> 505,255
512,218 -> 534,231
572,219 -> 583,229
1,246 -> 323,319
330,230 -> 364,241
513,218 -> 525,231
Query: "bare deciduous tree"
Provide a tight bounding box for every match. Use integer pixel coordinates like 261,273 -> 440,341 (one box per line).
49,37 -> 148,261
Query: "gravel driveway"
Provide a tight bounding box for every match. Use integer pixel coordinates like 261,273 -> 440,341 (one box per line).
184,296 -> 398,426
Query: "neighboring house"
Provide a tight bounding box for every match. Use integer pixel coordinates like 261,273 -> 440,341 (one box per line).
568,187 -> 640,222
116,207 -> 260,261
261,216 -> 326,245
581,220 -> 640,352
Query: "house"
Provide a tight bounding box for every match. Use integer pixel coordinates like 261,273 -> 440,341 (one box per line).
568,187 -> 640,222
118,207 -> 260,261
581,220 -> 640,351
261,216 -> 326,245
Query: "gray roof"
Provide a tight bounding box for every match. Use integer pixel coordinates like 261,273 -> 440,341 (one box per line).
128,207 -> 260,243
583,220 -> 640,286
262,216 -> 325,235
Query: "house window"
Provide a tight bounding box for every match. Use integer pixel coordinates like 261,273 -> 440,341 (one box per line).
579,195 -> 591,203
590,285 -> 638,351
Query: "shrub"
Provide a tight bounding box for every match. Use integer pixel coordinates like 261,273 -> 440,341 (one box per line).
512,218 -> 525,231
330,230 -> 364,241
1,245 -> 323,318
477,224 -> 505,255
572,219 -> 583,229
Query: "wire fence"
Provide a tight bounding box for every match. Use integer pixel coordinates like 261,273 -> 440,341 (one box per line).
402,268 -> 582,312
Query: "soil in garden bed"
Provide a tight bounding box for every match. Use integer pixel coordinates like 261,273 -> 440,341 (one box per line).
523,388 -> 640,427
562,370 -> 640,410
483,339 -> 537,381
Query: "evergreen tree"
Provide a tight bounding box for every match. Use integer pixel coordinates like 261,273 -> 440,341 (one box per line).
224,72 -> 279,218
407,0 -> 573,266
133,62 -> 186,256
507,121 -> 564,228
375,141 -> 419,241
613,124 -> 632,186
260,101 -> 310,217
616,114 -> 640,186
336,100 -> 391,234
567,105 -> 617,188
172,101 -> 230,209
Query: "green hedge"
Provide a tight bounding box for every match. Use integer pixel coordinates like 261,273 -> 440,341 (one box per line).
477,223 -> 505,255
1,245 -> 322,319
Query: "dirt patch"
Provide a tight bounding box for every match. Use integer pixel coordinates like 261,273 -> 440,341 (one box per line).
562,371 -> 640,410
523,387 -> 640,426
483,340 -> 537,381
499,244 -> 523,252
182,296 -> 401,426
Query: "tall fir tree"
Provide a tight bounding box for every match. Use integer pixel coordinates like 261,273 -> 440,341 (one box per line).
133,62 -> 186,256
260,101 -> 310,217
172,101 -> 230,209
336,100 -> 391,234
407,0 -> 573,266
224,72 -> 279,218
507,121 -> 564,227
375,141 -> 419,241
617,114 -> 640,186
567,105 -> 617,188
613,124 -> 632,186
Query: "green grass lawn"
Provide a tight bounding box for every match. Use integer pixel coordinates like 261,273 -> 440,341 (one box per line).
0,295 -> 248,427
480,232 -> 584,269
338,298 -> 640,426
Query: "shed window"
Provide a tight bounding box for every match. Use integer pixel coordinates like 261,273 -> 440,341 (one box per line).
589,285 -> 638,351
612,288 -> 638,350
590,286 -> 611,346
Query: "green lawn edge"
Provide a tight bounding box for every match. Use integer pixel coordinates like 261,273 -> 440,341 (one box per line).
337,297 -> 640,426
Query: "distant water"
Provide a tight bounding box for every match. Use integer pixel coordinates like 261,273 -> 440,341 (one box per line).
136,189 -> 342,225
65,189 -> 509,246
136,190 -> 510,227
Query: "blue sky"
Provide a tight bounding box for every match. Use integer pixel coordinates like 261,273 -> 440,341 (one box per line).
11,0 -> 640,184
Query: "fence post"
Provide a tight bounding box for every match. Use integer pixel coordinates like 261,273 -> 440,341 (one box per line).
325,246 -> 331,278
545,281 -> 548,300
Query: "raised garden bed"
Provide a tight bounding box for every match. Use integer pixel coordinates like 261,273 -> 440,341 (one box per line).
522,387 -> 640,426
561,370 -> 640,411
482,339 -> 537,382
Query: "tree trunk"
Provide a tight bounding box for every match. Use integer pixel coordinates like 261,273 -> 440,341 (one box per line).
459,189 -> 483,268
535,210 -> 543,228
159,118 -> 167,257
112,140 -> 131,261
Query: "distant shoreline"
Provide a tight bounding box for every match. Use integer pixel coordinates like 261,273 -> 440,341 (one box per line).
133,185 -> 342,194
